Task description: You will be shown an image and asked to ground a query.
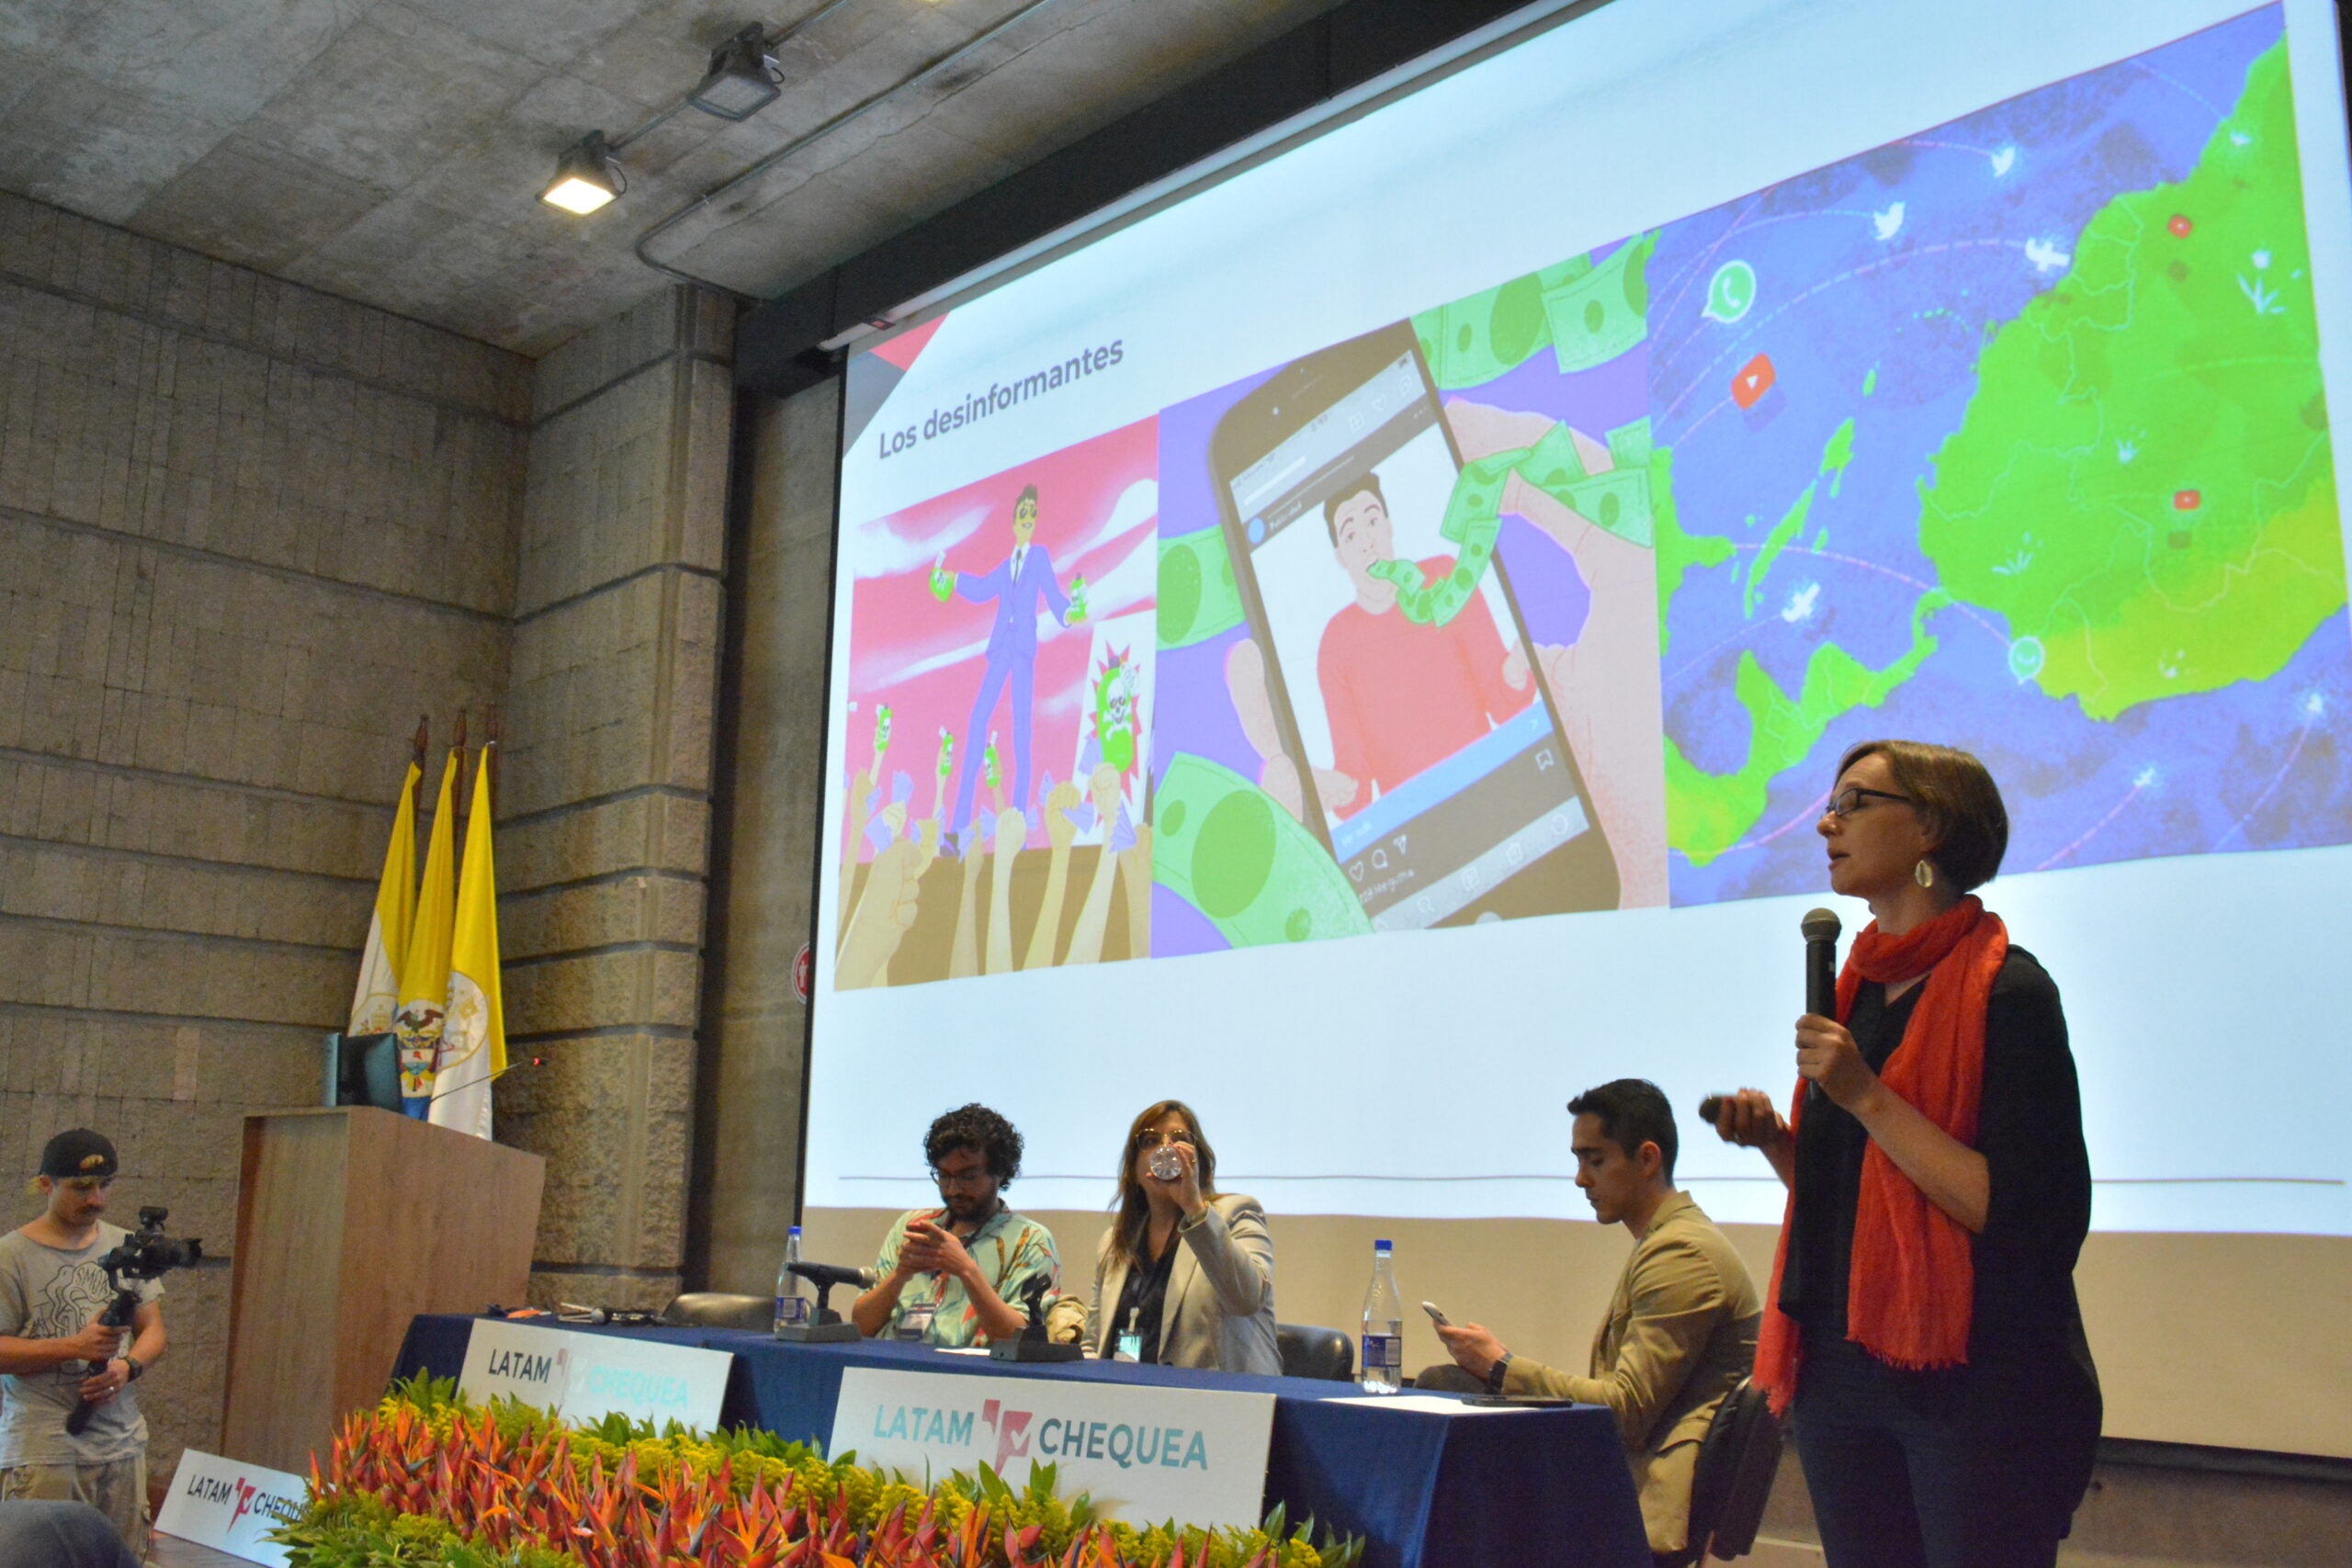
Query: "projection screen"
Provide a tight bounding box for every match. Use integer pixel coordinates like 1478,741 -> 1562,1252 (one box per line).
801,0 -> 2352,1454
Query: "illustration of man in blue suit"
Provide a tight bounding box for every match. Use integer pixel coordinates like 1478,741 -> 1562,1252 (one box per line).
932,483 -> 1086,847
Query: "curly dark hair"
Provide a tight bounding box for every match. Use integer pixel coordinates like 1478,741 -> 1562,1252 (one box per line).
924,1103 -> 1023,1184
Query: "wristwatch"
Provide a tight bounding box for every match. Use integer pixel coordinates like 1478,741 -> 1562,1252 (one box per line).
122,1356 -> 143,1382
1485,1351 -> 1512,1396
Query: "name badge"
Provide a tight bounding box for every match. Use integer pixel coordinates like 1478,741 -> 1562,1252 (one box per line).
896,1302 -> 937,1342
1114,1330 -> 1143,1363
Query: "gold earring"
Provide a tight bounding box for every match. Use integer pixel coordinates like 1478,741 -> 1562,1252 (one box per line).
1914,858 -> 1936,888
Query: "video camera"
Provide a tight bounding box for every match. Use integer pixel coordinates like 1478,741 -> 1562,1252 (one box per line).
64,1207 -> 201,1437
98,1206 -> 203,1283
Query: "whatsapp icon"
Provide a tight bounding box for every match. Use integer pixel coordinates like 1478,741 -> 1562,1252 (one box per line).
1703,259 -> 1757,323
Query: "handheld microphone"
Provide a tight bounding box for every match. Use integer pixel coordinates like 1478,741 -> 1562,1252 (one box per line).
788,1260 -> 877,1292
1697,908 -> 1843,1124
1801,907 -> 1842,1103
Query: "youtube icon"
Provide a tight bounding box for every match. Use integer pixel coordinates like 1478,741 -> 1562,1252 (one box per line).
1732,353 -> 1776,410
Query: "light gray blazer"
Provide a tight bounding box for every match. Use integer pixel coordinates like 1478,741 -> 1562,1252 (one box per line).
1051,1192 -> 1280,1376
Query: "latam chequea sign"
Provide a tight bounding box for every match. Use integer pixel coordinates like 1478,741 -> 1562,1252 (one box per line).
154,1450 -> 308,1565
830,1368 -> 1273,1529
458,1319 -> 730,1432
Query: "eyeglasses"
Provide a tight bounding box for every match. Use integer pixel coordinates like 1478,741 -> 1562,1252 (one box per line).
1826,786 -> 1913,818
931,1165 -> 992,1192
1134,1128 -> 1193,1151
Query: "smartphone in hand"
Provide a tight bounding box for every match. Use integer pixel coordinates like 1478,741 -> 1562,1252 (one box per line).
1420,1300 -> 1452,1327
1204,321 -> 1622,929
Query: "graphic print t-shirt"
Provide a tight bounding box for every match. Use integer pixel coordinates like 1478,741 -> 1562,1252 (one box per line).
0,1225 -> 162,1465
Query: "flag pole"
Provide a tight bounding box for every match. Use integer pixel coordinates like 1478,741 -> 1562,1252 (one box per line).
451,711 -> 469,824
484,706 -> 500,818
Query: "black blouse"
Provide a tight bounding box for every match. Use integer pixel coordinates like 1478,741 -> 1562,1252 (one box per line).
1781,945 -> 2095,1368
1102,1234 -> 1180,1363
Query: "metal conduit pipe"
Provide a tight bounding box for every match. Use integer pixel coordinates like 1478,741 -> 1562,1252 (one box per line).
633,0 -> 1070,292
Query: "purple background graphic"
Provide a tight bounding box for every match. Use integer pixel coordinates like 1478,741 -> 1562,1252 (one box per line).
1151,367 -> 1278,958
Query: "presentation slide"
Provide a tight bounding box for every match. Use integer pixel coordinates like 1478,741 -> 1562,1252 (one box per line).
811,0 -> 2352,1243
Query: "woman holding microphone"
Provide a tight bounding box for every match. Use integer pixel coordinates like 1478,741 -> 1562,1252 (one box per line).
1709,739 -> 2099,1568
1048,1100 -> 1280,1375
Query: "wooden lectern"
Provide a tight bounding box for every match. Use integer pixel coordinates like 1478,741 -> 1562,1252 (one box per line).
220,1108 -> 544,1473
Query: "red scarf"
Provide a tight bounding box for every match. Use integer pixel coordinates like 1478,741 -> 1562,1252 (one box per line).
1754,895 -> 2008,1414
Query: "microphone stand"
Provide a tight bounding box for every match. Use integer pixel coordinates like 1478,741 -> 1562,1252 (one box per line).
775,1263 -> 865,1343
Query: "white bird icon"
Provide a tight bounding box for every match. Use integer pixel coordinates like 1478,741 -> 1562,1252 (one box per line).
1871,202 -> 1905,242
1990,147 -> 2018,176
2024,238 -> 2071,274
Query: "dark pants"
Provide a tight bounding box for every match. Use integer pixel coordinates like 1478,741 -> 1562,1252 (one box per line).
1792,1333 -> 2099,1568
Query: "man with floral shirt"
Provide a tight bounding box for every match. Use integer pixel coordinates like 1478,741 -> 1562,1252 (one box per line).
852,1104 -> 1059,1346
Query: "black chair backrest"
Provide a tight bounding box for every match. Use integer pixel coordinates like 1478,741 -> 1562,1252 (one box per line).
1684,1377 -> 1783,1562
1411,1362 -> 1485,1395
1275,1323 -> 1354,1382
662,1292 -> 773,1332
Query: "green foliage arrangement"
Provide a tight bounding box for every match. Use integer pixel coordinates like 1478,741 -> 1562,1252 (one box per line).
272,1373 -> 1361,1568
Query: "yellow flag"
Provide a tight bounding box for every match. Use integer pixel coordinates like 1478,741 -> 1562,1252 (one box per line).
393,751 -> 459,1108
431,747 -> 504,1139
347,761 -> 419,1035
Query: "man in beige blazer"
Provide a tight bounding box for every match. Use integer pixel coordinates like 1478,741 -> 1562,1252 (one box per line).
1435,1079 -> 1761,1562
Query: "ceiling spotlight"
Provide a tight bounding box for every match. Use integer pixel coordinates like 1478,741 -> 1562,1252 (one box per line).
690,24 -> 782,121
540,130 -> 624,215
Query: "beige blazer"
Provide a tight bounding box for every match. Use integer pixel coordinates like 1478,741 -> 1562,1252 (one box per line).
1502,1192 -> 1762,1555
1047,1192 -> 1281,1377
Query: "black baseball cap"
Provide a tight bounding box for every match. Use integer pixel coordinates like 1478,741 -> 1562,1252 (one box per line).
39,1129 -> 119,1180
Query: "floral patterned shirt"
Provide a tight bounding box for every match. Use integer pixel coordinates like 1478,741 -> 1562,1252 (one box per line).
870,1205 -> 1060,1347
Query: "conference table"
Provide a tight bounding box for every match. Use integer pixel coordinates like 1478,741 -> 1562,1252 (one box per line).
394,1314 -> 1650,1568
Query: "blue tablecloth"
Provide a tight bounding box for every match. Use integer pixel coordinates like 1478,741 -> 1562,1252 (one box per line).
392,1314 -> 1649,1568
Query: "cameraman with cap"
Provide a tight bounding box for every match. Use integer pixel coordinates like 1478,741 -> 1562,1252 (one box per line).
0,1130 -> 166,1558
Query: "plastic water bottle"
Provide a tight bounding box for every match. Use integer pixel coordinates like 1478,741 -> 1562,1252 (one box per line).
1360,1238 -> 1404,1394
775,1224 -> 812,1335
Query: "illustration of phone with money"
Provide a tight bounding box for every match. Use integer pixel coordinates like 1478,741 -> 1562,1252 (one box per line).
1207,322 -> 1619,928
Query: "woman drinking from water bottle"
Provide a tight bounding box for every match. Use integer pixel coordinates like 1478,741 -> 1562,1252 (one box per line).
1048,1100 -> 1279,1375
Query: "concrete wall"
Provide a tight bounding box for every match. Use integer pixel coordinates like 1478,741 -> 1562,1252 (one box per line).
494,286 -> 735,1312
0,193 -> 526,1474
692,381 -> 836,1295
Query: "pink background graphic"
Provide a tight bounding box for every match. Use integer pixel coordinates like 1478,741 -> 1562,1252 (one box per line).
842,418 -> 1159,858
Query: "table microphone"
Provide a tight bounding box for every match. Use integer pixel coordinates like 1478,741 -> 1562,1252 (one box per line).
788,1261 -> 877,1291
1801,906 -> 1842,1103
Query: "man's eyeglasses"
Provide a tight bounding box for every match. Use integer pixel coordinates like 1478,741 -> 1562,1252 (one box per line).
1826,786 -> 1913,818
931,1166 -> 992,1192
